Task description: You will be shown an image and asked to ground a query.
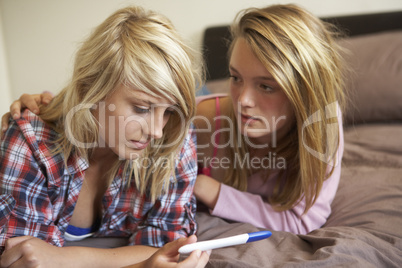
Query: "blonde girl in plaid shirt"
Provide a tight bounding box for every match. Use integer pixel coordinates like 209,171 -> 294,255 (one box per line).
0,6 -> 209,268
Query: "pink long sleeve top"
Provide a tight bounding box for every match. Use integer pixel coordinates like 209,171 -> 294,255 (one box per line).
196,94 -> 344,234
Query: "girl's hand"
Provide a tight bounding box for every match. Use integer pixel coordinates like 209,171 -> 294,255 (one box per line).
1,92 -> 53,137
194,175 -> 221,210
127,235 -> 211,268
0,236 -> 64,268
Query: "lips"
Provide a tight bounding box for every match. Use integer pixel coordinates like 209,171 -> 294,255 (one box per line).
129,139 -> 150,150
240,113 -> 259,124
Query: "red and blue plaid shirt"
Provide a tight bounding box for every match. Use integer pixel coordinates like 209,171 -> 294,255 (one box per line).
0,110 -> 197,253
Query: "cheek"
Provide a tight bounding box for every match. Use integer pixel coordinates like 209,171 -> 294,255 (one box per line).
263,94 -> 292,116
104,115 -> 145,145
230,90 -> 239,113
163,114 -> 171,127
230,86 -> 239,100
256,96 -> 292,124
122,119 -> 143,136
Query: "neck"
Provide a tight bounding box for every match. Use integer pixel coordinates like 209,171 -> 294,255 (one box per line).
247,122 -> 296,157
89,147 -> 118,170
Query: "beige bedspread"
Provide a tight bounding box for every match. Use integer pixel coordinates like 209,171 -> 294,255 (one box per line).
194,123 -> 402,267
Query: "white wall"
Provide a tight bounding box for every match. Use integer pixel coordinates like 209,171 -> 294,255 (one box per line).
1,0 -> 402,104
0,8 -> 11,117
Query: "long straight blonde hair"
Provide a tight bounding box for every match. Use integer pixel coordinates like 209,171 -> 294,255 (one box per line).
224,4 -> 346,213
39,6 -> 202,201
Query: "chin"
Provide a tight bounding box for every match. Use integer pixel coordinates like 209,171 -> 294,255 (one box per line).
241,131 -> 274,146
240,128 -> 270,138
115,147 -> 145,160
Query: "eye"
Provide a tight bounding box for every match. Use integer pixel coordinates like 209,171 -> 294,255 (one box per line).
133,106 -> 150,114
164,108 -> 175,117
260,84 -> 275,93
230,75 -> 241,83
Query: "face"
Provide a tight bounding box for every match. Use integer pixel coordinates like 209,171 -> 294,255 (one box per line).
229,38 -> 295,148
94,83 -> 175,160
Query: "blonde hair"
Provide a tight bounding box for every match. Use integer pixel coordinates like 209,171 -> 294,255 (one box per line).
40,6 -> 202,201
225,4 -> 346,213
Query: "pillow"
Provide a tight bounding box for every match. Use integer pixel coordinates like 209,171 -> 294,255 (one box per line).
340,31 -> 402,125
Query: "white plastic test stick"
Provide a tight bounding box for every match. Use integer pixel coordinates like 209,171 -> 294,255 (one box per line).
178,231 -> 272,254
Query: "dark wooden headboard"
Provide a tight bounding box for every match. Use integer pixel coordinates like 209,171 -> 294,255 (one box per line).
202,10 -> 402,81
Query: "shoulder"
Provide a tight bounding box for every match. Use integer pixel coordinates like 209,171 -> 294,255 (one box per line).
15,109 -> 57,142
194,94 -> 231,130
1,109 -> 59,161
1,110 -> 66,185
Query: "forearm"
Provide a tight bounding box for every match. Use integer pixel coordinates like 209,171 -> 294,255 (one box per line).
211,183 -> 331,234
194,174 -> 221,209
59,244 -> 158,268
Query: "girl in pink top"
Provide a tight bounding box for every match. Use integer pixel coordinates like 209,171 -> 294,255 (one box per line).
194,4 -> 346,234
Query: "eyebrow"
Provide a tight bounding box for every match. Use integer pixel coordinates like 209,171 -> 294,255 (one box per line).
132,96 -> 178,109
127,96 -> 154,106
136,98 -> 154,106
229,65 -> 276,81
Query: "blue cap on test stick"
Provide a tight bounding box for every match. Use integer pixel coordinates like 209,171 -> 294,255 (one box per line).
246,231 -> 272,243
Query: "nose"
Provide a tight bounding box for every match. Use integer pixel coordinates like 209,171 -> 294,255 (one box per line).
237,84 -> 255,108
146,112 -> 164,140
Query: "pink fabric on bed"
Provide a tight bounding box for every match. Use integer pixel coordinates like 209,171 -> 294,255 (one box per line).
196,94 -> 344,234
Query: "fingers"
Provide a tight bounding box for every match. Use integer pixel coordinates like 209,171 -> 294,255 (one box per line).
161,235 -> 198,257
177,236 -> 211,268
6,93 -> 54,128
1,112 -> 11,138
41,91 -> 54,105
143,236 -> 210,268
9,99 -> 23,120
175,235 -> 197,251
179,249 -> 211,268
195,250 -> 211,268
4,236 -> 34,251
19,94 -> 41,115
0,236 -> 34,267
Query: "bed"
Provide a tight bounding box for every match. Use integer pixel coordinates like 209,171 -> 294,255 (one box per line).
195,10 -> 402,267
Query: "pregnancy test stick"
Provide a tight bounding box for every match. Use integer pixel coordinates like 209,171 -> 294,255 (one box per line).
178,231 -> 272,254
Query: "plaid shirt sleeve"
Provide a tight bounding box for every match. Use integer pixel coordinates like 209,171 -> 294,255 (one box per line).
131,125 -> 198,247
0,115 -> 64,253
